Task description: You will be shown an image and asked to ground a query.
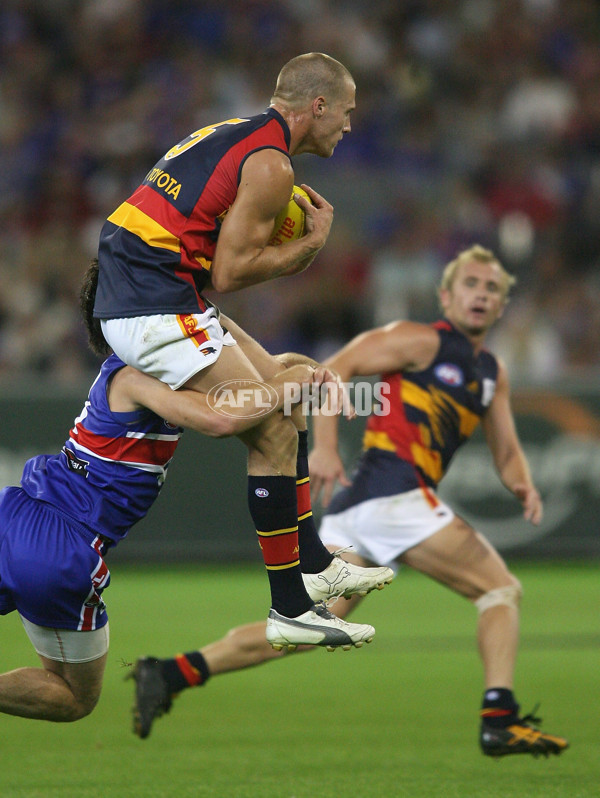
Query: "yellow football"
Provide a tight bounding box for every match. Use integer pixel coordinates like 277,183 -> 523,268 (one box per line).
269,185 -> 312,246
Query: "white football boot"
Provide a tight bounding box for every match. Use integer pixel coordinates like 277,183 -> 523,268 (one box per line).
266,601 -> 375,652
302,551 -> 394,604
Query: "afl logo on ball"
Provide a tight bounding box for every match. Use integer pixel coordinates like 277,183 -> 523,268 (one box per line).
255,488 -> 270,498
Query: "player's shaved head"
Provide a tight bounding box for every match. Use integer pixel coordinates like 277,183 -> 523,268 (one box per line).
271,53 -> 355,109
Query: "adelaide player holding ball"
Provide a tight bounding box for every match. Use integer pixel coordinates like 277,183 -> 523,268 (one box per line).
93,52 -> 393,656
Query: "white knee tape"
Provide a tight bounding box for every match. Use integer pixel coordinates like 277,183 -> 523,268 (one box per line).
474,583 -> 522,614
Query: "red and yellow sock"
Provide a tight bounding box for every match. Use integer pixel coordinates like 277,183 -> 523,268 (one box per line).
162,651 -> 210,692
296,430 -> 333,574
248,474 -> 311,617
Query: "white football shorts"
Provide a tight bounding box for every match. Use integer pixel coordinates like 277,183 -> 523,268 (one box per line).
101,308 -> 237,390
319,487 -> 455,574
20,615 -> 110,663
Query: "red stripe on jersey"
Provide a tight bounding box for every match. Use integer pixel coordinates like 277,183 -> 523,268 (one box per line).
186,117 -> 289,231
71,424 -> 178,466
365,373 -> 418,463
129,185 -> 212,289
174,269 -> 207,309
128,184 -> 188,236
184,117 -> 289,261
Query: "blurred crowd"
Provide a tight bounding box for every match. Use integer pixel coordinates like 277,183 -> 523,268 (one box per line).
1,0 -> 600,385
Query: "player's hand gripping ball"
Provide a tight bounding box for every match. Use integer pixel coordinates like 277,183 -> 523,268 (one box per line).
269,185 -> 312,246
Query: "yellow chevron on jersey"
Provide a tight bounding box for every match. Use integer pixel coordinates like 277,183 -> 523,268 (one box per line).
410,441 -> 443,484
362,319 -> 499,489
400,381 -> 481,445
362,430 -> 397,452
107,202 -> 180,253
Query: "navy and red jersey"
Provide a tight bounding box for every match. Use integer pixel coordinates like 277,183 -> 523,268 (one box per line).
94,108 -> 291,318
19,355 -> 183,545
327,320 -> 498,514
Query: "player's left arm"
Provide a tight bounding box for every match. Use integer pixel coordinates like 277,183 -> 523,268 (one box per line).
273,351 -> 355,419
309,322 -> 440,506
210,150 -> 332,292
110,365 -> 320,437
481,359 -> 543,525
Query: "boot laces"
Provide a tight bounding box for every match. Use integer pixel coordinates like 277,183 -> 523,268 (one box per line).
518,703 -> 542,728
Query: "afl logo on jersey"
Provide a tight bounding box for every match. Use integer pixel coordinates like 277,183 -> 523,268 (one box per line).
255,488 -> 270,498
434,363 -> 464,387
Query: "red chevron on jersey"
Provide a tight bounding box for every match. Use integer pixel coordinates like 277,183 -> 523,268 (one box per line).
70,424 -> 179,470
365,372 -> 417,463
124,183 -> 188,237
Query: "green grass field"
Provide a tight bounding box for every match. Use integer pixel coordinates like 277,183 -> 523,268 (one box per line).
1,560 -> 598,798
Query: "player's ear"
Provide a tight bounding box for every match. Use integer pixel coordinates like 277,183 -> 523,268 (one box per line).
312,96 -> 326,117
438,287 -> 451,312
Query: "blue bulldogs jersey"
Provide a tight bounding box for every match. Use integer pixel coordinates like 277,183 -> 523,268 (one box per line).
20,354 -> 183,545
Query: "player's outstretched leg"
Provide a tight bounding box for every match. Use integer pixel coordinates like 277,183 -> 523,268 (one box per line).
265,600 -> 375,652
302,550 -> 393,603
480,695 -> 569,758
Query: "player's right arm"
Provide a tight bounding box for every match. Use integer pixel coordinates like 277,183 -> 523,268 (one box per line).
210,149 -> 333,292
108,364 -> 320,438
481,359 -> 543,525
324,321 -> 440,382
309,321 -> 440,506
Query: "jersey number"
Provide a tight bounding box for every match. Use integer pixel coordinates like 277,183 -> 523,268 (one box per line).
164,118 -> 249,160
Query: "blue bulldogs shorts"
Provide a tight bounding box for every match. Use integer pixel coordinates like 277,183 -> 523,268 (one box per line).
0,487 -> 110,631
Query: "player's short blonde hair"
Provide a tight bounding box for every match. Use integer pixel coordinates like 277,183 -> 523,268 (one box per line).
439,245 -> 516,301
271,52 -> 354,109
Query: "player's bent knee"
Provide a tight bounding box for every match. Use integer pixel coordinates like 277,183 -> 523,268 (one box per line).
21,619 -> 109,722
74,689 -> 103,720
242,413 -> 299,470
61,692 -> 101,722
37,668 -> 104,723
474,579 -> 523,614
